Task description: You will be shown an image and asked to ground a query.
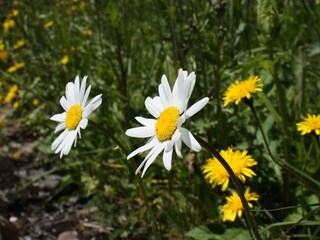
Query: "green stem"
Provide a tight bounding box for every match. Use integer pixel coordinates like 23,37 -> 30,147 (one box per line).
91,121 -> 162,240
195,136 -> 262,240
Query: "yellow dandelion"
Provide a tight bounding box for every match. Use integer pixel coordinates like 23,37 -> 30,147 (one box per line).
221,187 -> 259,222
0,50 -> 9,62
44,21 -> 53,29
4,92 -> 15,103
7,62 -> 25,73
82,29 -> 92,37
0,41 -> 10,62
0,41 -> 5,51
4,85 -> 19,103
12,150 -> 21,159
297,114 -> 320,135
223,76 -> 263,107
9,84 -> 19,93
203,147 -> 257,191
60,55 -> 69,65
8,9 -> 19,17
13,101 -> 19,108
32,98 -> 40,106
13,39 -> 25,49
3,18 -> 15,33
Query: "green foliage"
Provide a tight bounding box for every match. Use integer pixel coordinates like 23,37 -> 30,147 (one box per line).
1,0 -> 320,239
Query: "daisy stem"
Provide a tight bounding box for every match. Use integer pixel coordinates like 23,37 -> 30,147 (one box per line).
195,136 -> 262,240
247,102 -> 320,191
90,121 -> 162,240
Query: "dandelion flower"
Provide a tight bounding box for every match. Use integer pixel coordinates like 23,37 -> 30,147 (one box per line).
297,114 -> 320,135
8,9 -> 19,17
60,55 -> 69,65
221,187 -> 259,222
223,76 -> 263,107
203,147 -> 257,191
13,39 -> 25,49
13,101 -> 19,108
126,69 -> 209,177
82,29 -> 92,37
33,98 -> 40,107
50,76 -> 102,158
4,84 -> 19,103
3,18 -> 15,33
7,62 -> 25,73
0,41 -> 9,62
44,21 -> 53,29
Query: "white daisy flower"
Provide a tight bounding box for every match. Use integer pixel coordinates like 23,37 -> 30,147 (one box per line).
50,76 -> 102,158
126,69 -> 209,177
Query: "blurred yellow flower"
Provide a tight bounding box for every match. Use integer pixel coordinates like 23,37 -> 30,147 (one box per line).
60,55 -> 69,65
12,150 -> 21,159
0,41 -> 9,61
13,39 -> 25,49
7,62 -> 25,73
0,118 -> 5,126
82,29 -> 92,37
8,9 -> 19,17
3,18 -> 15,32
203,147 -> 257,191
33,98 -> 40,106
44,21 -> 53,29
0,41 -> 5,51
297,114 -> 320,135
221,187 -> 259,222
0,51 -> 9,61
4,84 -> 19,103
223,76 -> 263,106
13,101 -> 19,108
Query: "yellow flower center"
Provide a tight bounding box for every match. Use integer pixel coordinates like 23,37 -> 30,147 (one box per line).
65,104 -> 82,130
155,106 -> 179,142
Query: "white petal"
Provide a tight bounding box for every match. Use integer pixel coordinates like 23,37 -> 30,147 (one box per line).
186,97 -> 209,119
158,75 -> 172,107
50,113 -> 66,122
62,130 -> 77,156
87,94 -> 102,110
186,72 -> 196,100
66,82 -> 76,105
174,137 -> 183,159
180,128 -> 201,152
54,122 -> 66,133
141,142 -> 165,177
145,97 -> 161,118
60,96 -> 70,111
51,129 -> 68,151
125,126 -> 155,138
79,76 -> 88,103
74,76 -> 80,103
163,145 -> 173,171
79,119 -> 88,129
134,144 -> 158,174
135,117 -> 156,126
127,136 -> 158,160
152,96 -> 164,112
83,105 -> 93,118
81,84 -> 91,108
172,69 -> 185,109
